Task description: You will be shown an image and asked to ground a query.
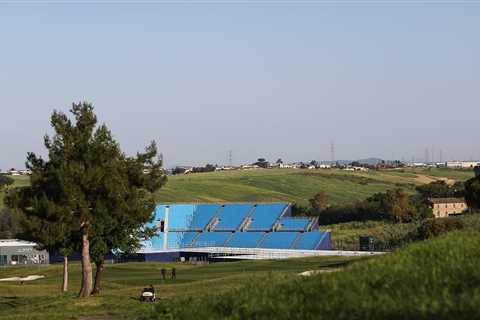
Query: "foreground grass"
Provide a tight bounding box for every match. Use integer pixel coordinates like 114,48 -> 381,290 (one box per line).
329,214 -> 480,250
146,230 -> 480,320
0,256 -> 356,320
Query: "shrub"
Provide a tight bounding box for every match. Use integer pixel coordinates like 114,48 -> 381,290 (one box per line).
417,217 -> 464,239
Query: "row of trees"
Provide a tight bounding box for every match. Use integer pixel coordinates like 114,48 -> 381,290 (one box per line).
0,208 -> 24,239
5,103 -> 167,297
300,176 -> 480,225
0,175 -> 14,190
172,164 -> 217,175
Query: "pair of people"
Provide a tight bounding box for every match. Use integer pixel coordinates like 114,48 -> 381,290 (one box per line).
160,267 -> 176,280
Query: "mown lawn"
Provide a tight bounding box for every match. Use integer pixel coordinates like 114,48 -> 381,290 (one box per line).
0,256 -> 356,320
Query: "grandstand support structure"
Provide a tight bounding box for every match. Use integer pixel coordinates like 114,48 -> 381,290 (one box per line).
239,217 -> 252,231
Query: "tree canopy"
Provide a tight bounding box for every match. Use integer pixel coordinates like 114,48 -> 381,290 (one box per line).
6,102 -> 167,298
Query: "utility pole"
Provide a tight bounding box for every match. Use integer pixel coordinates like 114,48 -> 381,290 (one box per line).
330,141 -> 335,164
228,150 -> 233,167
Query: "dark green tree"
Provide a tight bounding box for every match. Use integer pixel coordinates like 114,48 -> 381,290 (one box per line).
465,176 -> 480,210
309,191 -> 329,213
254,158 -> 269,168
367,189 -> 421,222
0,175 -> 14,190
88,141 -> 166,295
5,150 -> 77,293
8,103 -> 166,298
0,207 -> 24,238
415,181 -> 454,199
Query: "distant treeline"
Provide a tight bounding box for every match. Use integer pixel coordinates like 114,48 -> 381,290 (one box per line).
293,180 -> 472,225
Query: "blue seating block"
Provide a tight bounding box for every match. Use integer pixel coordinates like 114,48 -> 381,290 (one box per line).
247,203 -> 287,231
190,204 -> 222,230
226,232 -> 265,248
293,232 -> 327,250
278,218 -> 311,231
259,232 -> 298,249
214,204 -> 254,230
194,232 -> 232,247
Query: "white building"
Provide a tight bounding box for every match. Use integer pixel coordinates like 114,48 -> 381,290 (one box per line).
446,161 -> 480,169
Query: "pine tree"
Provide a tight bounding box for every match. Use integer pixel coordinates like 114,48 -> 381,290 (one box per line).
7,102 -> 167,298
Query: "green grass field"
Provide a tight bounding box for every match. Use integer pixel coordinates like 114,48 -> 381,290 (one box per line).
1,168 -> 473,209
0,256 -> 356,320
154,167 -> 474,206
145,230 -> 480,320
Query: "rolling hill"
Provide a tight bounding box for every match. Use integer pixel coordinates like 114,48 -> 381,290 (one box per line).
155,167 -> 474,206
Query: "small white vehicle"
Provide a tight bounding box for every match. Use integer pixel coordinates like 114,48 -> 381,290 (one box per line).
140,287 -> 156,302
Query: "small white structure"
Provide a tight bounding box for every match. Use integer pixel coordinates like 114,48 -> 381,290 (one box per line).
446,161 -> 480,169
0,239 -> 49,266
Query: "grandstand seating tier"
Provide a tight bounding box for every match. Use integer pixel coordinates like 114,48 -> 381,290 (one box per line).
194,232 -> 232,247
259,232 -> 299,249
226,232 -> 266,248
246,203 -> 287,231
293,232 -> 326,250
190,204 -> 222,230
278,217 -> 311,231
214,204 -> 254,231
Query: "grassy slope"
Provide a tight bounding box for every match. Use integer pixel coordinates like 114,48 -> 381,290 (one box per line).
0,256 -> 355,320
146,230 -> 480,320
155,168 -> 473,206
1,168 -> 472,208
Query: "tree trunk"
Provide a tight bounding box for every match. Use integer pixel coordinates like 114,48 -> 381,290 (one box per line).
62,256 -> 68,293
79,228 -> 93,298
92,258 -> 104,295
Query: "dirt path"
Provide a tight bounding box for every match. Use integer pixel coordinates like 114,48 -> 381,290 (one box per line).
415,174 -> 455,185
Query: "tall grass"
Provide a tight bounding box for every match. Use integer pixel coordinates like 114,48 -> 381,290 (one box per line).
146,230 -> 480,320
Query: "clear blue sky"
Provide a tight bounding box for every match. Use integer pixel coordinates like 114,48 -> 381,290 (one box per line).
1,2 -> 479,170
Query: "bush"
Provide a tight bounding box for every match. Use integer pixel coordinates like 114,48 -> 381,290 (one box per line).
418,217 -> 464,239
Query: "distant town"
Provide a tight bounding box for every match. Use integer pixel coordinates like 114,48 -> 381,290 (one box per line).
2,159 -> 479,177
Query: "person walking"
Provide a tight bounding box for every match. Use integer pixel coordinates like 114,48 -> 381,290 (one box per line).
171,267 -> 176,280
161,268 -> 166,281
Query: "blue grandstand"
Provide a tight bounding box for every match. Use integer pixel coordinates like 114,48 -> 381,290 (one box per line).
293,232 -> 330,250
194,232 -> 232,247
226,232 -> 265,248
246,203 -> 287,231
190,204 -> 222,230
140,202 -> 331,261
259,232 -> 299,249
277,217 -> 311,231
213,204 -> 254,231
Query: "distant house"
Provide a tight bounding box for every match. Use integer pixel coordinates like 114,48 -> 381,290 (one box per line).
446,161 -> 480,169
240,164 -> 260,170
7,169 -> 20,176
429,198 -> 468,218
